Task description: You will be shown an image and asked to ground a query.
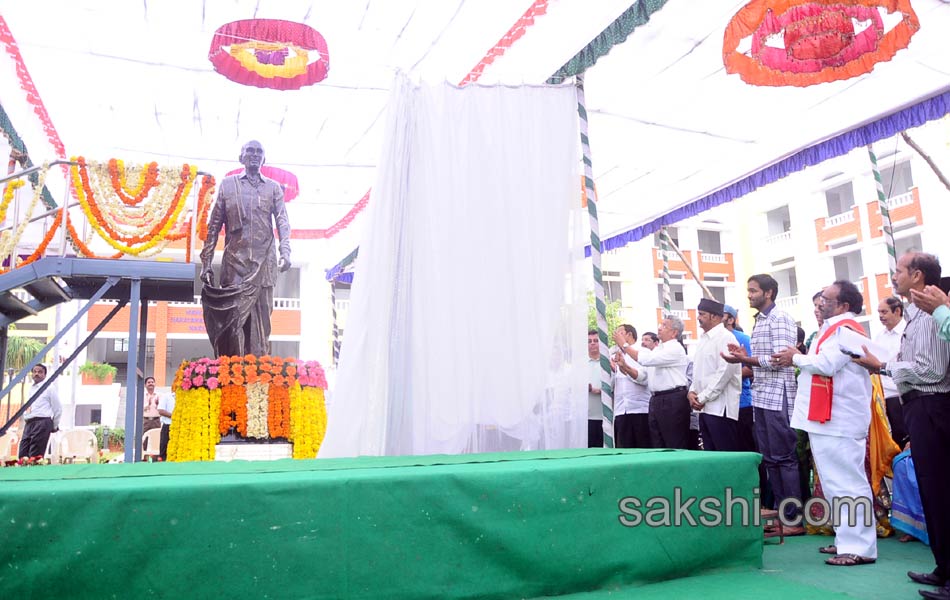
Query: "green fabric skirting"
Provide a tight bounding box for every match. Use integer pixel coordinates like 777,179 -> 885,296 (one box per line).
0,448 -> 761,599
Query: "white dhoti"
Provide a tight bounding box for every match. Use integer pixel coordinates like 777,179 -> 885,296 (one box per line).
810,433 -> 877,559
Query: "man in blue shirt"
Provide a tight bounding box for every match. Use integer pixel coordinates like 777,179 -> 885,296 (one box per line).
723,306 -> 754,452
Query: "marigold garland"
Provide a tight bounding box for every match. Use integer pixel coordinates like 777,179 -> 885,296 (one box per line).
70,156 -> 196,256
196,174 -> 216,242
170,355 -> 328,461
0,178 -> 25,223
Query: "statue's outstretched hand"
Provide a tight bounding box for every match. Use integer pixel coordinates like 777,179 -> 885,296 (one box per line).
278,256 -> 291,273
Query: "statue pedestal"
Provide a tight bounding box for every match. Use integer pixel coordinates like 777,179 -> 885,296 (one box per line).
214,442 -> 292,462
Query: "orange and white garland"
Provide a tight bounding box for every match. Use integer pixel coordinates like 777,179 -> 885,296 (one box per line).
69,156 -> 197,256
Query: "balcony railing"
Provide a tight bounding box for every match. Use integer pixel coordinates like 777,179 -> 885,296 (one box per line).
666,309 -> 689,319
765,231 -> 792,244
886,190 -> 915,209
776,296 -> 798,312
700,253 -> 727,264
825,211 -> 855,227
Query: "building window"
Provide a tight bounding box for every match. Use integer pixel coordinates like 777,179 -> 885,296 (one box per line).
766,206 -> 791,235
772,267 -> 799,299
653,227 -> 679,248
605,280 -> 623,304
113,338 -> 129,352
825,181 -> 855,217
697,230 -> 722,254
880,162 -> 914,198
657,284 -> 685,310
833,250 -> 865,284
896,234 -> 923,256
708,287 -> 726,303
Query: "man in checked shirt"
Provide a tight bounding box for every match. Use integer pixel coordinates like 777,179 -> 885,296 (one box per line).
723,273 -> 803,535
855,252 -> 950,598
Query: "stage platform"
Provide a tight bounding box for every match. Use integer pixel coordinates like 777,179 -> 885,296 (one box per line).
0,448 -> 761,599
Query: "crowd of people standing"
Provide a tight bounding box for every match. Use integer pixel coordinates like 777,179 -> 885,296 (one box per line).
588,251 -> 950,597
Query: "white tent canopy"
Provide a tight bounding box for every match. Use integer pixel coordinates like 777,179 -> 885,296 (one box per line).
2,0 -> 949,261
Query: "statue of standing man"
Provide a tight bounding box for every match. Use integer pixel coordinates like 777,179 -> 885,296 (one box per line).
200,141 -> 291,358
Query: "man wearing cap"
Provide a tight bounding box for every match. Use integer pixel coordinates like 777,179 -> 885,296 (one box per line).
689,299 -> 742,451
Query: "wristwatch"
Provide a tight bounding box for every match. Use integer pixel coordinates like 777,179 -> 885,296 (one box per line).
622,343 -> 630,349
879,362 -> 890,377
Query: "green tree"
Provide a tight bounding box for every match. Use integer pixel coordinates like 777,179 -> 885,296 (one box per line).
587,291 -> 623,339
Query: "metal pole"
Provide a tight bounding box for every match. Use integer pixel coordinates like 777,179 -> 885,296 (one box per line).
0,160 -> 77,186
124,278 -> 141,463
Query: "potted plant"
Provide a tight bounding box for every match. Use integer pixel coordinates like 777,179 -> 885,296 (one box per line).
79,361 -> 117,385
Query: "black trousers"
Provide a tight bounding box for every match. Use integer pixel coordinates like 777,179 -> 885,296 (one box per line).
587,420 -> 604,448
159,423 -> 171,460
648,388 -> 691,449
885,396 -> 909,448
737,406 -> 757,452
902,392 -> 950,579
19,417 -> 53,459
699,413 -> 740,451
615,413 -> 651,448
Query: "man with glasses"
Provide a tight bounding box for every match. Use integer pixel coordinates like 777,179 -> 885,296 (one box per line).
855,253 -> 950,597
774,281 -> 876,566
617,316 -> 690,449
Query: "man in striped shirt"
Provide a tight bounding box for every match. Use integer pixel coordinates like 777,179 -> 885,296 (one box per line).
856,253 -> 950,598
723,274 -> 802,534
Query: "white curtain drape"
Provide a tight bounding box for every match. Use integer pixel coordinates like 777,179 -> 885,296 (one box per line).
319,74 -> 586,457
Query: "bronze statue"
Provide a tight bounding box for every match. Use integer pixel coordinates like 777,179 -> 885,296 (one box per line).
200,141 -> 291,357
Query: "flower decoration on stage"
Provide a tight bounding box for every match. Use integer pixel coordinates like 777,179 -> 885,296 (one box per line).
723,0 -> 919,87
168,356 -> 328,462
69,157 -> 199,258
0,163 -> 63,274
225,165 -> 298,202
208,19 -> 329,90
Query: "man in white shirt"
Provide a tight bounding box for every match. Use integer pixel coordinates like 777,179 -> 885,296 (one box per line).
688,299 -> 742,451
18,364 -> 62,459
773,280 -> 876,566
157,386 -> 176,461
874,296 -> 908,448
618,315 -> 690,449
611,324 -> 651,448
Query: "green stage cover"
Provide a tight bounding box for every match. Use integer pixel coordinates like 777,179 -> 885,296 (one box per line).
0,448 -> 761,599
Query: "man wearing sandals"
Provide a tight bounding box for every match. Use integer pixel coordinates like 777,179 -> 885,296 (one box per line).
773,280 -> 876,567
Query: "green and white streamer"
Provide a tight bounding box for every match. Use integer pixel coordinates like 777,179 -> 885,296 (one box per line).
660,227 -> 672,313
868,145 -> 897,284
576,74 -> 613,448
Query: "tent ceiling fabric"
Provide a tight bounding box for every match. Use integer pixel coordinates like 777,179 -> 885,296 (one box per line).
2,0 -> 949,264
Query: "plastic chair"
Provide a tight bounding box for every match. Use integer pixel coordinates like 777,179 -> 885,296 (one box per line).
58,429 -> 98,464
0,429 -> 19,460
142,428 -> 161,459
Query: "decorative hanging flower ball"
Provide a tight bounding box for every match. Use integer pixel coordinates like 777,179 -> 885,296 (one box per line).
723,0 -> 919,87
209,19 -> 329,90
